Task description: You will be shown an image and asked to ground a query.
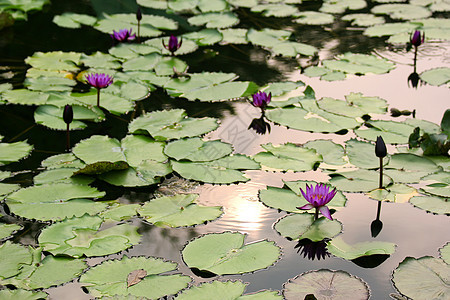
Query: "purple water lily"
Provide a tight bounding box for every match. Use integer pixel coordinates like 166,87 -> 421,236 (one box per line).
297,183 -> 337,220
410,30 -> 425,48
163,35 -> 182,55
85,73 -> 113,107
251,91 -> 271,109
110,28 -> 136,43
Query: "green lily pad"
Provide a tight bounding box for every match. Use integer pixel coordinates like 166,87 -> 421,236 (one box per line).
100,203 -> 140,221
38,215 -> 141,258
109,43 -> 160,60
271,41 -> 318,57
283,269 -> 370,299
265,99 -> 362,133
251,4 -> 299,17
294,11 -> 334,25
183,28 -> 223,46
253,143 -> 322,172
5,183 -> 106,221
368,184 -> 418,203
24,51 -> 81,71
392,256 -> 450,299
384,153 -> 439,183
24,76 -> 75,92
0,289 -> 48,300
129,109 -> 219,141
79,255 -> 191,299
259,181 -> 347,213
73,135 -> 125,164
322,53 -> 396,75
421,171 -> 450,197
371,4 -> 432,20
70,91 -> 134,115
165,138 -> 233,162
318,92 -> 388,118
175,280 -> 282,299
0,140 -> 33,165
121,54 -> 161,72
182,232 -> 281,275
342,13 -> 385,26
320,0 -> 367,13
138,194 -> 223,227
188,12 -> 239,28
73,161 -> 129,176
409,195 -> 450,214
420,67 -> 450,87
440,242 -> 450,264
355,120 -> 416,144
80,52 -> 122,69
246,28 -> 291,48
219,28 -> 248,44
145,37 -> 199,55
0,242 -> 87,290
364,22 -> 418,38
34,168 -> 93,185
346,138 -> 384,169
326,236 -> 396,260
304,140 -> 347,168
155,57 -> 188,76
0,224 -> 22,240
0,183 -> 20,197
41,153 -> 85,169
328,169 -> 393,192
53,12 -> 97,28
263,81 -> 305,97
34,104 -> 104,130
274,213 -> 342,241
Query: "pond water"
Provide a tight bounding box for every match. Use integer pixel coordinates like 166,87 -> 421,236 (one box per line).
0,0 -> 449,299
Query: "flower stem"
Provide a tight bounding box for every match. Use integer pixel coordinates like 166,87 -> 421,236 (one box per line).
96,88 -> 101,107
66,123 -> 70,152
379,157 -> 383,189
314,208 -> 319,221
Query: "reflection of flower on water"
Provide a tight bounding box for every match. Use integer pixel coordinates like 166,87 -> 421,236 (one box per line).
248,115 -> 271,135
407,72 -> 423,89
294,238 -> 330,261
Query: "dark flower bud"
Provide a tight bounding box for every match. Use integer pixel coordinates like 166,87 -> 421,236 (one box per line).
63,104 -> 73,124
136,7 -> 142,21
410,30 -> 425,47
375,136 -> 387,158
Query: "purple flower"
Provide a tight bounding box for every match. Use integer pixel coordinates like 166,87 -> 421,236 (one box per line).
410,30 -> 425,47
297,183 -> 337,220
110,28 -> 136,43
251,91 -> 271,109
163,35 -> 182,55
85,73 -> 113,89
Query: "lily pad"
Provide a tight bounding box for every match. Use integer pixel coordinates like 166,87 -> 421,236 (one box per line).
265,99 -> 362,133
0,140 -> 33,165
100,203 -> 140,221
328,169 -> 393,192
355,120 -> 416,144
385,153 -> 439,183
318,92 -> 388,118
371,4 -> 432,20
421,171 -> 450,197
5,183 -> 106,221
294,11 -> 334,25
246,28 -> 291,48
24,51 -> 81,71
409,195 -> 450,214
219,28 -> 248,44
342,13 -> 385,26
420,67 -> 450,86
0,224 -> 22,240
183,28 -> 223,46
392,256 -> 450,299
165,138 -> 233,162
182,232 -> 281,275
322,53 -> 396,76
175,280 -> 282,299
274,213 -> 342,241
80,52 -> 122,70
440,242 -> 450,264
368,184 -> 418,203
251,4 -> 299,17
79,255 -> 191,299
326,236 -> 396,260
38,215 -> 141,258
70,91 -> 134,115
53,12 -> 97,28
145,37 -> 199,56
188,12 -> 239,28
253,143 -> 322,172
0,289 -> 48,300
138,194 -> 223,227
346,138 -> 384,169
34,104 -> 104,130
283,269 -> 370,300
129,109 -> 219,141
304,140 -> 347,168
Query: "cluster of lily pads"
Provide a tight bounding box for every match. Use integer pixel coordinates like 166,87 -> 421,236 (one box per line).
0,0 -> 449,299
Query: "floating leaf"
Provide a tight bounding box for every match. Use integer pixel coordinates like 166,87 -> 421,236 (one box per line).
283,269 -> 370,299
420,67 -> 450,86
0,289 -> 48,300
345,139 -> 382,169
253,143 -> 322,172
328,169 -> 393,192
385,153 -> 439,183
109,43 -> 160,60
219,28 -> 248,44
129,109 -> 219,141
0,224 -> 22,240
5,183 -> 106,221
342,13 -> 385,26
392,256 -> 450,299
265,99 -> 362,133
246,28 -> 291,48
251,4 -> 299,17
0,241 -> 32,279
100,203 -> 140,221
368,184 -> 418,203
355,120 -> 416,144
38,215 -> 141,258
440,242 -> 450,264
145,36 -> 199,55
80,52 -> 122,69
318,93 -> 388,118
272,41 -> 318,57
183,28 -> 223,46
322,53 -> 396,76
294,11 -> 334,25
34,104 -> 104,130
70,91 -> 134,115
327,236 -> 396,260
409,195 -> 450,214
304,140 -> 347,168
188,12 -> 239,28
175,280 -> 282,299
165,138 -> 233,162
53,12 -> 97,28
0,140 -> 33,165
182,232 -> 281,275
138,194 -> 223,227
79,255 -> 191,299
24,51 -> 81,71
371,4 -> 432,20
421,171 -> 450,197
41,153 -> 85,169
274,213 -> 342,241
263,81 -> 305,97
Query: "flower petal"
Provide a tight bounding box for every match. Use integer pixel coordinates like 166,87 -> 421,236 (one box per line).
319,206 -> 333,220
297,204 -> 314,210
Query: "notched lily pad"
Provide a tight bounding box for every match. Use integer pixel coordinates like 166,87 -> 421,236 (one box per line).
182,232 -> 281,276
138,194 -> 223,227
0,140 -> 33,165
0,223 -> 22,240
409,195 -> 450,215
326,236 -> 396,260
165,137 -> 233,162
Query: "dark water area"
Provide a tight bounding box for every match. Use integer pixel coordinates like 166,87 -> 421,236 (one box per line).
0,0 -> 449,299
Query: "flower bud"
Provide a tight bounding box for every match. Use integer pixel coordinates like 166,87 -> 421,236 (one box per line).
375,136 -> 387,158
63,104 -> 73,125
136,7 -> 142,21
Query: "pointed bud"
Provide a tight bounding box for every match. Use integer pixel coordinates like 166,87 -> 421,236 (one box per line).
375,136 -> 387,158
63,104 -> 73,125
136,7 -> 142,21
